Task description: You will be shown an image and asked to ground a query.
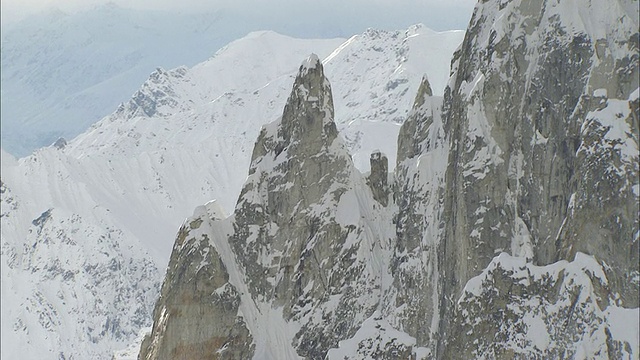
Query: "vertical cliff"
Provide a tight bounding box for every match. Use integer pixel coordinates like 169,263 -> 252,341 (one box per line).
139,54 -> 395,359
431,0 -> 638,357
138,202 -> 253,360
140,0 -> 639,358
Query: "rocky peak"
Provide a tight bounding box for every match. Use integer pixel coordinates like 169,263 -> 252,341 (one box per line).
232,55 -> 388,358
138,200 -> 253,360
276,53 -> 337,153
245,52 -> 346,216
386,73 -> 446,349
113,67 -> 181,120
52,137 -> 67,150
366,150 -> 389,206
139,2 -> 639,359
396,75 -> 438,165
142,55 -> 394,359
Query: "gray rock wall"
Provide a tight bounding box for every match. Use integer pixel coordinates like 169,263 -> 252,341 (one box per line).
139,205 -> 253,360
431,0 -> 639,356
140,1 -> 639,358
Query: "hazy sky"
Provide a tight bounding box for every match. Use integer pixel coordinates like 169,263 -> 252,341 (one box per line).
1,0 -> 477,31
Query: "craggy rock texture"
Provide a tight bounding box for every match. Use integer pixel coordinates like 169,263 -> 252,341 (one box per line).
227,54 -> 392,359
366,150 -> 389,206
140,54 -> 395,359
385,75 -> 447,350
444,253 -> 636,359
139,202 -> 253,360
435,0 -> 638,356
141,0 -> 639,358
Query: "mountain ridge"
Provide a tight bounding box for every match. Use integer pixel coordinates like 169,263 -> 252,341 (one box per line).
138,0 -> 639,358
0,26 -> 464,360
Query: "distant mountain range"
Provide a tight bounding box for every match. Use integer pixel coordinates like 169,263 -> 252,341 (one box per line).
0,2 -> 468,157
0,25 -> 464,359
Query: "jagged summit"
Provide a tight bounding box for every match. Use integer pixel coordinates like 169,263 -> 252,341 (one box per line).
1,26 -> 467,360
416,74 -> 433,98
300,53 -> 321,73
253,54 -> 338,167
7,3 -> 637,357
139,0 -> 638,358
140,54 -> 397,358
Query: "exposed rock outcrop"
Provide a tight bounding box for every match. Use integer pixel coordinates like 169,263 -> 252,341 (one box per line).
384,75 -> 446,349
434,1 -> 639,356
140,0 -> 639,358
140,54 -> 395,359
366,150 -> 389,206
228,53 -> 392,358
138,202 -> 253,360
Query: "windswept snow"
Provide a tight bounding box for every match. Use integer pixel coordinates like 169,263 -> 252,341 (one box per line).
1,26 -> 464,360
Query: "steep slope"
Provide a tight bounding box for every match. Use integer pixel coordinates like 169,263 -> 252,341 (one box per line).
0,149 -> 159,360
383,76 -> 449,350
388,0 -> 639,357
1,27 -> 463,359
138,0 -> 639,358
441,0 -> 638,295
61,26 -> 460,263
1,4 -> 241,157
324,25 -> 464,170
439,0 -> 638,352
0,3 -> 350,158
61,31 -> 346,266
0,1 -> 469,158
140,55 -> 395,359
0,33 -> 343,360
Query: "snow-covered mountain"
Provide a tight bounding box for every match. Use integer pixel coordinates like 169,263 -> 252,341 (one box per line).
0,1 -> 468,158
2,4 -> 239,157
1,148 -> 159,359
0,26 -> 464,359
138,0 -> 639,358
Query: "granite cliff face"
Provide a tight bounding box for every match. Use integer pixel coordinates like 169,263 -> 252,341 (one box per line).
140,0 -> 639,358
436,0 -> 638,356
140,55 -> 396,359
439,0 -> 638,303
138,201 -> 253,360
226,55 -> 393,359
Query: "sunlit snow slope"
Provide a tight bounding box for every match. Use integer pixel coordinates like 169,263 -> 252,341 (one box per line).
1,4 -> 250,157
0,1 -> 469,158
0,26 -> 464,360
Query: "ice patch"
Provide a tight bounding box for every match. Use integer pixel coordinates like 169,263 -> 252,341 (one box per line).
511,217 -> 533,259
336,188 -> 361,227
